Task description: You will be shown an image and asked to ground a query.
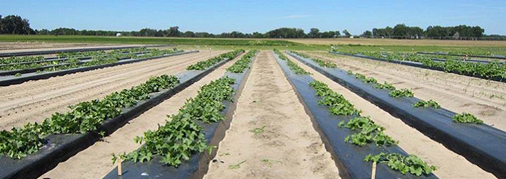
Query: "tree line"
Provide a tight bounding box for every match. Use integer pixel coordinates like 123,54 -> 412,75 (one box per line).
365,24 -> 485,39
34,27 -> 345,38
1,14 -> 502,40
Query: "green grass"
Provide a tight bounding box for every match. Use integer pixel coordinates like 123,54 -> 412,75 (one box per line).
2,35 -> 505,53
0,35 -> 332,51
0,35 -> 298,46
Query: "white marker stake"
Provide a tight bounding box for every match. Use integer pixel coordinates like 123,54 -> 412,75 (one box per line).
371,162 -> 377,179
117,159 -> 123,176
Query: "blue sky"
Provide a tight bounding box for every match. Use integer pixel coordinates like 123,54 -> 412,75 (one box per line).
1,0 -> 505,35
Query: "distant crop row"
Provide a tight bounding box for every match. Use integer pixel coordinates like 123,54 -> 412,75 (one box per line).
187,50 -> 244,70
56,47 -> 149,59
291,51 -> 337,68
332,50 -> 506,80
226,50 -> 258,73
274,49 -> 311,75
1,48 -> 182,75
0,47 -> 147,65
346,70 -> 483,124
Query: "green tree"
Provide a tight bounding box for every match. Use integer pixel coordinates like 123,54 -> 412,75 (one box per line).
0,15 -> 33,34
343,29 -> 351,37
361,30 -> 372,38
182,31 -> 196,37
308,28 -> 320,38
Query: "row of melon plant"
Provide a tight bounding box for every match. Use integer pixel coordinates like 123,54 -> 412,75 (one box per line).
291,51 -> 337,68
273,49 -> 311,75
331,49 -> 506,80
56,47 -> 151,59
187,50 -> 244,70
309,80 -> 437,176
419,51 -> 506,58
347,70 -> 415,98
345,70 -> 483,124
279,51 -> 436,176
0,50 -> 240,159
226,50 -> 258,73
278,50 -> 437,176
0,74 -> 179,159
0,47 -> 147,65
112,76 -> 237,166
1,48 -> 180,73
112,50 -> 257,166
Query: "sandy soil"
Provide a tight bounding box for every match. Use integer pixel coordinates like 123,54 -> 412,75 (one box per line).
204,51 -> 339,179
0,42 -> 139,52
287,38 -> 506,47
39,51 -> 244,179
285,53 -> 496,179
0,50 -> 226,130
306,52 -> 506,131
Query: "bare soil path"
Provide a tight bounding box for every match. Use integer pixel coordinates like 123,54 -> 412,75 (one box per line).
306,52 -> 506,131
204,51 -> 339,179
286,52 -> 496,179
39,51 -> 242,179
0,50 -> 225,130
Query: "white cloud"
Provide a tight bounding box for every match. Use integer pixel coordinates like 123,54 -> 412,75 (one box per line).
276,14 -> 310,20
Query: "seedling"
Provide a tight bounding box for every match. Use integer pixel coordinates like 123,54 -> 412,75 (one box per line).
341,117 -> 397,147
452,113 -> 483,124
250,126 -> 266,135
273,50 -> 311,75
389,88 -> 414,97
261,158 -> 282,167
229,160 -> 247,169
364,153 -> 436,176
412,100 -> 440,109
188,50 -> 243,70
226,50 -> 258,73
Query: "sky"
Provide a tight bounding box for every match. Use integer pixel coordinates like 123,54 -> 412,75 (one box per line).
1,0 -> 505,35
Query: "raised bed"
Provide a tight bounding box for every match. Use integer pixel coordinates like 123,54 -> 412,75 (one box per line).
330,52 -> 506,82
0,44 -> 170,57
0,55 -> 233,179
274,52 -> 437,179
102,55 -> 255,179
0,51 -> 198,86
288,52 -> 506,178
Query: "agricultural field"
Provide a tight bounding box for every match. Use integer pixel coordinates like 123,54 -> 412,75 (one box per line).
3,0 -> 506,178
0,37 -> 504,179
